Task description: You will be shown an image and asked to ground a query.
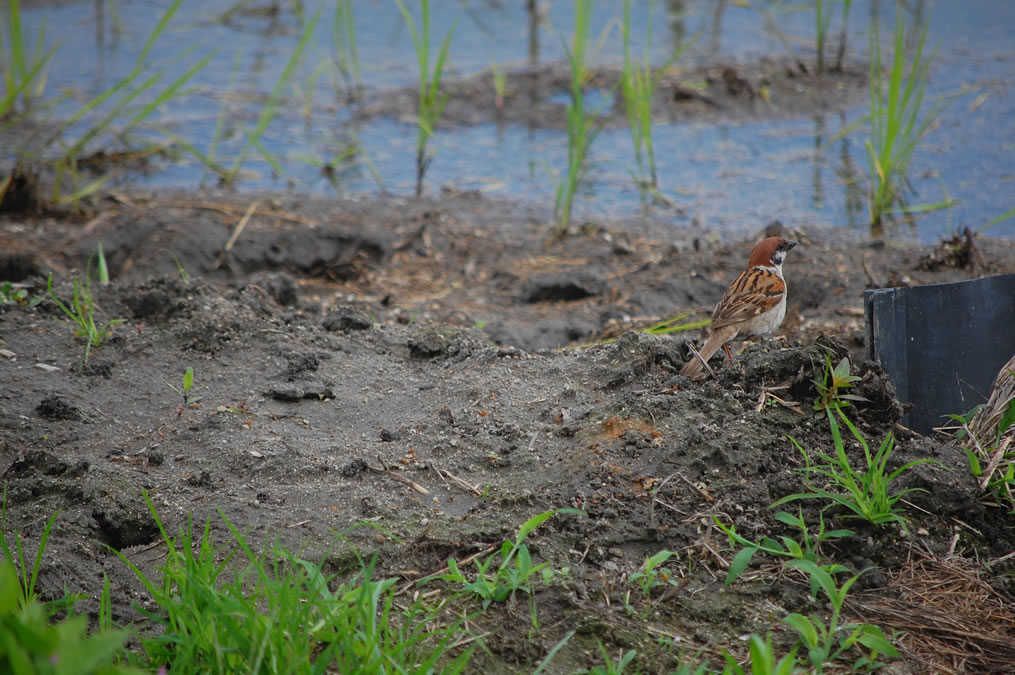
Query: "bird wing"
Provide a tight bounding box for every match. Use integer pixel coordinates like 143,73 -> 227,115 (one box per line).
710,267 -> 785,330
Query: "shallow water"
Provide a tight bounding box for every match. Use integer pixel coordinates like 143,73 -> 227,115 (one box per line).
7,0 -> 1015,241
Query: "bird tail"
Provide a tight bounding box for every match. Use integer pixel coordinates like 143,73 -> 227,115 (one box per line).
681,326 -> 737,378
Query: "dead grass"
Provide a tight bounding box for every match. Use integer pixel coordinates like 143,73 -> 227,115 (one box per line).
848,552 -> 1015,673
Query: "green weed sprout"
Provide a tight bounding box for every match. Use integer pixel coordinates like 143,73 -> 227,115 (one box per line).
164,367 -> 201,416
957,407 -> 1015,511
774,407 -> 937,527
46,250 -> 125,363
628,549 -> 680,598
865,7 -> 954,225
624,549 -> 685,618
555,0 -> 608,236
949,367 -> 1015,511
395,0 -> 455,198
621,0 -> 686,198
491,62 -> 507,110
1,489 -> 62,611
783,560 -> 898,672
813,354 -> 865,412
720,634 -> 798,675
716,509 -> 853,587
585,642 -> 637,675
0,490 -> 141,673
0,561 -> 142,674
0,280 -> 42,306
436,508 -> 581,609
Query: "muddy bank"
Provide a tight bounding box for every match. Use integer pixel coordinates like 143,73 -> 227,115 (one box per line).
365,58 -> 868,131
2,189 -> 1015,671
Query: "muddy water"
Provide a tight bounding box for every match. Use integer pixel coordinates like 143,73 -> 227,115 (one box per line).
9,0 -> 1015,241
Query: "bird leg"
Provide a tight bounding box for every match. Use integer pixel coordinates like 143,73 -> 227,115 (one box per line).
723,343 -> 733,360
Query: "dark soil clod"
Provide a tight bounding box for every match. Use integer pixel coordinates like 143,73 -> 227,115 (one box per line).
35,396 -> 83,422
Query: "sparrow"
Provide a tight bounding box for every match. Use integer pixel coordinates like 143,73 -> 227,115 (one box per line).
681,236 -> 797,378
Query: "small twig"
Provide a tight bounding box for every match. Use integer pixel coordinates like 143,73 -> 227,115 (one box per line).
146,199 -> 316,224
224,199 -> 261,252
396,545 -> 498,595
685,343 -> 717,379
755,388 -> 807,415
370,456 -> 430,495
986,550 -> 1015,568
675,471 -> 713,503
951,518 -> 982,537
947,531 -> 960,557
434,465 -> 482,497
652,498 -> 688,516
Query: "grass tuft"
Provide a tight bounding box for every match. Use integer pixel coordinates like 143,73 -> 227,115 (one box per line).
774,406 -> 937,527
110,491 -> 475,673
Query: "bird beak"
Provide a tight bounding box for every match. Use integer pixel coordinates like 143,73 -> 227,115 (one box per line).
786,240 -> 798,250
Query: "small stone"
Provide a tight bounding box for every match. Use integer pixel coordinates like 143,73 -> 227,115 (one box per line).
270,386 -> 305,402
323,306 -> 373,332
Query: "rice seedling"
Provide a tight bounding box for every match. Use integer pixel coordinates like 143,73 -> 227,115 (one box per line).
815,0 -> 852,74
50,2 -> 215,204
773,406 -> 937,527
112,491 -> 475,673
815,0 -> 831,73
2,0 -> 217,207
976,205 -> 1015,235
621,0 -> 687,199
46,247 -> 125,363
833,0 -> 853,73
395,0 -> 456,198
221,7 -> 321,186
865,6 -> 954,226
331,0 -> 363,101
0,0 -> 60,117
555,0 -> 608,235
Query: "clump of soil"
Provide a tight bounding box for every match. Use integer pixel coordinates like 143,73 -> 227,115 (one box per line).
3,189 -> 1015,672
